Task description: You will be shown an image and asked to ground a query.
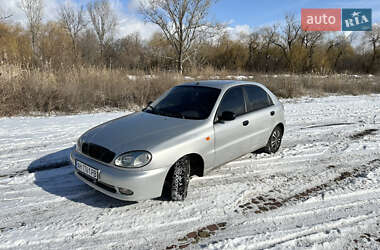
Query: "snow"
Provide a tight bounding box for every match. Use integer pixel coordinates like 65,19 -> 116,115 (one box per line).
126,75 -> 158,80
184,76 -> 195,81
127,75 -> 137,80
0,112 -> 127,176
225,75 -> 248,80
1,95 -> 380,249
123,74 -> 376,83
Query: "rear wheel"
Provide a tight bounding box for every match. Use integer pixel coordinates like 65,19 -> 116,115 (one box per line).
264,126 -> 283,154
163,157 -> 190,201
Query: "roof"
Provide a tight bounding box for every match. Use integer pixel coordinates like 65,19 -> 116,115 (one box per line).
180,80 -> 261,91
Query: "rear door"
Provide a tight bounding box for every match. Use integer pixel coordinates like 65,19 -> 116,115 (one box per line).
213,86 -> 252,167
243,85 -> 276,150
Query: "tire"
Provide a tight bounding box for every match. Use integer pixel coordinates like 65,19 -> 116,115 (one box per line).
164,157 -> 191,201
263,126 -> 283,154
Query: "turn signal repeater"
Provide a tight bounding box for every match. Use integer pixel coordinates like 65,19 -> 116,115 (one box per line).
206,136 -> 211,141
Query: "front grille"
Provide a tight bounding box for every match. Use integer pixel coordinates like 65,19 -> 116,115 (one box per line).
81,142 -> 115,164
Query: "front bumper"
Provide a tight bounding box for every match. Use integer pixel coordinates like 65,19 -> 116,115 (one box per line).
70,150 -> 169,201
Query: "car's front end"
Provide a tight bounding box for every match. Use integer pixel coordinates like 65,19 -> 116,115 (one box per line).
70,146 -> 168,201
70,109 -> 211,201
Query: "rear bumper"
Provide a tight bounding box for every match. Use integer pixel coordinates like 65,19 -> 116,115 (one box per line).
70,150 -> 169,201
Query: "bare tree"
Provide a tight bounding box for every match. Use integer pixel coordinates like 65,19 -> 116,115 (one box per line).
58,3 -> 87,58
0,7 -> 12,22
259,25 -> 278,72
326,34 -> 352,72
245,32 -> 259,70
273,14 -> 301,71
300,31 -> 323,72
87,0 -> 117,57
0,15 -> 12,22
139,0 -> 218,74
364,24 -> 380,72
20,0 -> 43,57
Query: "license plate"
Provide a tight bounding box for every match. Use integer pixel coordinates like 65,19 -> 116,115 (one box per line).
76,161 -> 99,180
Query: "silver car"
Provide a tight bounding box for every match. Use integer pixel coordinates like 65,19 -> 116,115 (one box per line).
70,81 -> 285,201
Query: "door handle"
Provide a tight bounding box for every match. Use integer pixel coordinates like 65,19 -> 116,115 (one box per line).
243,120 -> 249,126
270,111 -> 275,116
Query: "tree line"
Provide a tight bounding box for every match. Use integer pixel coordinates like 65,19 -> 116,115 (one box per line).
0,0 -> 379,74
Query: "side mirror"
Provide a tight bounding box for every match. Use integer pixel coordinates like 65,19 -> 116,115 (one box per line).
221,111 -> 236,121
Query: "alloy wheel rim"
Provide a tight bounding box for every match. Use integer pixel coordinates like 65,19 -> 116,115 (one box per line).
271,129 -> 281,150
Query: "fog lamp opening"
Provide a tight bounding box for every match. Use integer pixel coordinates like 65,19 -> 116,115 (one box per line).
119,188 -> 134,196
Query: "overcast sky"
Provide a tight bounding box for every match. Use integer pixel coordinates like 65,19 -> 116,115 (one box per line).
1,0 -> 379,41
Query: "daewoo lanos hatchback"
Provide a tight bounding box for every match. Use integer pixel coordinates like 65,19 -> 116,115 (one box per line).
70,81 -> 285,201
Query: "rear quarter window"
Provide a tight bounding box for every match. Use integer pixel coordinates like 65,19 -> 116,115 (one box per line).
243,85 -> 273,112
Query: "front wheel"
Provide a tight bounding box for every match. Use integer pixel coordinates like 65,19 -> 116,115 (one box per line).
164,157 -> 190,201
263,126 -> 283,154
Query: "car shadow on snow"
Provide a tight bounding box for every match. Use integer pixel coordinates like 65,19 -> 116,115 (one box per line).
28,147 -> 136,208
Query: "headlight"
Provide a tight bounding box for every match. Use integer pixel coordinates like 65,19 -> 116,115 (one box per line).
76,138 -> 83,152
115,151 -> 152,168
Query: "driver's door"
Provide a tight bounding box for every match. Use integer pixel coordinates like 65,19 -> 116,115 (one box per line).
213,86 -> 251,167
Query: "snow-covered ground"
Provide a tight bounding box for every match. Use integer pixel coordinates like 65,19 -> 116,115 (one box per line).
1,95 -> 380,249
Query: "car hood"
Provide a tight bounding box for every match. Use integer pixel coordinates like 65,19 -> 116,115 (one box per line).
82,112 -> 203,154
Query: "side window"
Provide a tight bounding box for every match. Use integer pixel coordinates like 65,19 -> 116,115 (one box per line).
217,87 -> 245,118
244,85 -> 273,112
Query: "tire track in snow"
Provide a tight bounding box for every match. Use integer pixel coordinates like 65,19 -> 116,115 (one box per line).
163,159 -> 380,249
209,214 -> 380,250
235,159 -> 380,214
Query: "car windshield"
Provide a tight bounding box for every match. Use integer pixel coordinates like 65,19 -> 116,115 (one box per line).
144,86 -> 221,120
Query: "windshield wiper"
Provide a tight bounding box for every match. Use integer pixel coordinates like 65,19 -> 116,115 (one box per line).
144,105 -> 185,119
160,110 -> 185,119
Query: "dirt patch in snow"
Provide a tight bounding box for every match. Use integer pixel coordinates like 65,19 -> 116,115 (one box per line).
0,159 -> 71,179
352,231 -> 380,248
350,129 -> 378,140
0,169 -> 28,178
0,148 -> 72,179
0,222 -> 26,234
303,122 -> 356,129
27,159 -> 71,173
165,222 -> 227,249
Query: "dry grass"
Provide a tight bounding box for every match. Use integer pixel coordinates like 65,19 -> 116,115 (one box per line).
257,74 -> 380,98
0,65 -> 180,116
0,64 -> 379,116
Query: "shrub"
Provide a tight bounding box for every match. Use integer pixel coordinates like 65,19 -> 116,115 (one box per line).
0,64 -> 379,116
